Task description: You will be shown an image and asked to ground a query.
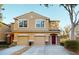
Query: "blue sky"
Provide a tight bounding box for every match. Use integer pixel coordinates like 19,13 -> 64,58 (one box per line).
2,4 -> 79,29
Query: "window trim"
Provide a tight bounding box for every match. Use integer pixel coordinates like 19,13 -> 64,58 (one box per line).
35,19 -> 44,28
18,19 -> 28,28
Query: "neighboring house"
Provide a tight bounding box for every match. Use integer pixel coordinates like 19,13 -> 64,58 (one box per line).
0,21 -> 10,43
9,11 -> 60,46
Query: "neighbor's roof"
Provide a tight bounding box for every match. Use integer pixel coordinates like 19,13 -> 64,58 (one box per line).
0,21 -> 10,27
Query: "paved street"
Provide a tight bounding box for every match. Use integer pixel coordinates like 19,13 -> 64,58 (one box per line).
22,45 -> 74,55
0,46 -> 26,55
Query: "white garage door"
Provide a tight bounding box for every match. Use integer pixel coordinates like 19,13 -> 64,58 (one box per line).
34,36 -> 45,45
17,36 -> 29,45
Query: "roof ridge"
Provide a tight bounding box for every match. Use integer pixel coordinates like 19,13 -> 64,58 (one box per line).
14,11 -> 49,19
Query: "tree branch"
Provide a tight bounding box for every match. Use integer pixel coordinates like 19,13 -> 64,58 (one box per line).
75,19 -> 79,26
73,10 -> 78,23
73,10 -> 79,27
69,13 -> 74,24
61,5 -> 70,12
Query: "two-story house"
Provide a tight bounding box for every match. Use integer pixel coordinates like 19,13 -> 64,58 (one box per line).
9,11 -> 60,46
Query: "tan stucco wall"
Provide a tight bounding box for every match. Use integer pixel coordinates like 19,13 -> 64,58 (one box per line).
13,12 -> 50,32
11,12 -> 60,32
49,21 -> 60,30
13,20 -> 60,32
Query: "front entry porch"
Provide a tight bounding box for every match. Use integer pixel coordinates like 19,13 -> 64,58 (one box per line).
50,34 -> 59,45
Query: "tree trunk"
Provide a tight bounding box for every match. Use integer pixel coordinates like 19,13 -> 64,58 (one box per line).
70,24 -> 75,40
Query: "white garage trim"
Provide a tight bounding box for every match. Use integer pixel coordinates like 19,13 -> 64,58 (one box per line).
34,34 -> 49,36
28,40 -> 34,42
45,39 -> 49,41
17,34 -> 29,36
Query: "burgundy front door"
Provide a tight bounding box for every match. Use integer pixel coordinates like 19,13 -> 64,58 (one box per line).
51,35 -> 56,44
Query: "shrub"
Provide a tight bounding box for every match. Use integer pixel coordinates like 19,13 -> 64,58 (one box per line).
60,42 -> 64,46
64,40 -> 79,52
0,45 -> 9,48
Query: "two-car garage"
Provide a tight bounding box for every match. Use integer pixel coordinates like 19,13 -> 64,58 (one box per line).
17,36 -> 46,46
15,33 -> 49,46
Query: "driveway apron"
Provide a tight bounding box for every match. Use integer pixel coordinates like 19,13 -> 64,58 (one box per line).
22,45 -> 74,55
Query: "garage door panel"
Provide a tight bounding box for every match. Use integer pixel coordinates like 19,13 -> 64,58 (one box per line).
34,36 -> 45,45
17,36 -> 29,45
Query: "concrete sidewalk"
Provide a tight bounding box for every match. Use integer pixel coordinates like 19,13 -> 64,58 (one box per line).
22,45 -> 74,55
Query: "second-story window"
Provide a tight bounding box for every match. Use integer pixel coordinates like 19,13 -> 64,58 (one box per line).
36,20 -> 44,28
19,20 -> 27,27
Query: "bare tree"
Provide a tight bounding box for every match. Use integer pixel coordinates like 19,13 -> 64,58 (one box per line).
60,4 -> 79,40
42,4 -> 79,40
0,4 -> 4,22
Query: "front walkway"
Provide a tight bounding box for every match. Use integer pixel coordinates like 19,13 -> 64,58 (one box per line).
22,45 -> 74,55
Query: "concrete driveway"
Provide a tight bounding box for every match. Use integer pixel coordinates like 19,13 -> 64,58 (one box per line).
22,45 -> 74,55
0,46 -> 26,55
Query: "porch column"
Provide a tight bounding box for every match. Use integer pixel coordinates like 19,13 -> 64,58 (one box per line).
49,35 -> 52,45
56,35 -> 60,45
56,35 -> 57,45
